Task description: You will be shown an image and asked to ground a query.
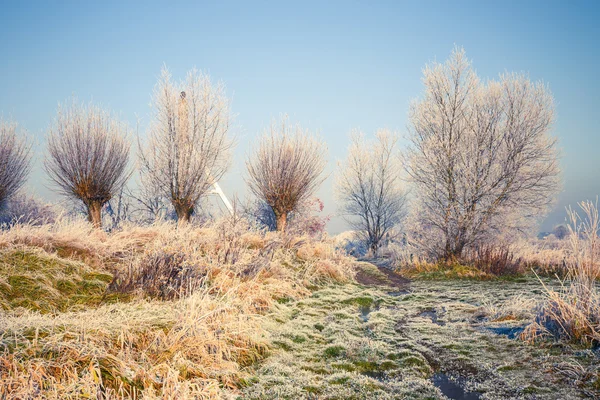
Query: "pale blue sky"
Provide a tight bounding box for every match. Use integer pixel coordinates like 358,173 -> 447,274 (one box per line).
0,0 -> 598,233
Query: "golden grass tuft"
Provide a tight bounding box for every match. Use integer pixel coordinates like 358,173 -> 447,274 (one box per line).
523,200 -> 600,346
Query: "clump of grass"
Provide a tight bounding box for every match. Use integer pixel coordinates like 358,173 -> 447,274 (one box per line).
400,261 -> 496,280
0,288 -> 269,398
0,248 -> 119,312
464,245 -> 525,276
523,200 -> 600,346
476,294 -> 537,322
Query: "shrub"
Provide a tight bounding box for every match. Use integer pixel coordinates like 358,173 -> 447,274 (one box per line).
0,192 -> 56,226
109,250 -> 206,300
465,245 -> 525,276
247,197 -> 330,237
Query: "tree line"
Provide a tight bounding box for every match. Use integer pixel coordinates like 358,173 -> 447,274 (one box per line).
0,47 -> 560,261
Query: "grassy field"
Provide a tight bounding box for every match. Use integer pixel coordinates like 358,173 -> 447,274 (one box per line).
0,221 -> 598,399
242,263 -> 597,399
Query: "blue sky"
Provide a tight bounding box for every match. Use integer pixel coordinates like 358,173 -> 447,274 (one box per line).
0,0 -> 598,233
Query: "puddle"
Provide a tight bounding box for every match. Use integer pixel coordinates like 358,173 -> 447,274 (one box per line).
359,306 -> 371,322
485,326 -> 524,339
419,309 -> 446,326
359,303 -> 380,323
388,289 -> 409,297
431,373 -> 480,400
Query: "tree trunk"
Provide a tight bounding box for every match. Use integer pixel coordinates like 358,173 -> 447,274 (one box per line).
370,241 -> 379,257
87,201 -> 103,228
175,204 -> 193,224
442,243 -> 464,264
275,212 -> 288,232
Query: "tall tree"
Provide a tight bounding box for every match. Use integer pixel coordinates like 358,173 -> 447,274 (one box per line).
247,117 -> 327,232
45,101 -> 131,228
0,119 -> 32,209
405,47 -> 560,260
336,129 -> 406,253
140,68 -> 233,223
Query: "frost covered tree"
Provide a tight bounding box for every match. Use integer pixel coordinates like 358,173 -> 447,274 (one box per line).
336,129 -> 406,253
405,47 -> 560,260
45,101 -> 131,228
0,120 -> 31,209
247,117 -> 327,232
140,68 -> 233,223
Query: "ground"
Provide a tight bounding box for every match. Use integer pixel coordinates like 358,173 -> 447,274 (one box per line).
240,262 -> 597,399
2,247 -> 598,399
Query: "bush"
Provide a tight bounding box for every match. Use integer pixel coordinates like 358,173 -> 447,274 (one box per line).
109,250 -> 206,300
0,193 -> 56,226
465,245 -> 525,276
246,197 -> 330,237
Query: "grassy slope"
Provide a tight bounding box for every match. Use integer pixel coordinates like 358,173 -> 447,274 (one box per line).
0,247 -> 120,312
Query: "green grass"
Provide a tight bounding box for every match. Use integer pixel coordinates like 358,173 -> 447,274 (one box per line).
241,279 -> 595,399
0,248 -> 125,313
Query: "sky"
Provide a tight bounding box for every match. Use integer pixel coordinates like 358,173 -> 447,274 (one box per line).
0,0 -> 598,233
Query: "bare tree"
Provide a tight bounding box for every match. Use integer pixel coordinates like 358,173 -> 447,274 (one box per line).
336,129 -> 406,254
405,47 -> 560,261
139,67 -> 233,223
246,117 -> 327,232
0,120 -> 31,209
45,101 -> 131,228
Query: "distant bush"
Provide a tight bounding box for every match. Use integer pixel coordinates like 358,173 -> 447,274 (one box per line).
247,197 -> 330,238
0,193 -> 56,226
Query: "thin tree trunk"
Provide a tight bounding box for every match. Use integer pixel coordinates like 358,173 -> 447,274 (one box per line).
87,201 -> 103,228
275,212 -> 288,232
370,240 -> 379,257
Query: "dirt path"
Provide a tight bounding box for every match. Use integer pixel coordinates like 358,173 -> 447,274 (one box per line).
354,259 -> 410,288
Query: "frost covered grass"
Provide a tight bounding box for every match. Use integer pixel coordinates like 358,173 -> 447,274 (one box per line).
244,275 -> 595,399
0,216 -> 353,399
1,216 -> 599,399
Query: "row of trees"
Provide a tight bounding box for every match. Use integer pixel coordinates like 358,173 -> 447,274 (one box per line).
0,67 -> 326,232
0,47 -> 561,261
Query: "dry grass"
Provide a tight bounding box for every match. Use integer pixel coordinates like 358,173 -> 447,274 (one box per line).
398,260 -> 499,280
512,238 -> 570,277
523,200 -> 600,346
476,294 -> 537,322
0,215 -> 354,399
